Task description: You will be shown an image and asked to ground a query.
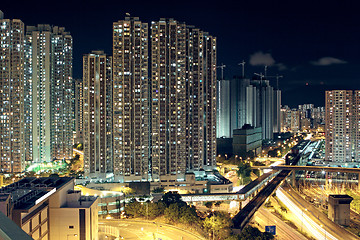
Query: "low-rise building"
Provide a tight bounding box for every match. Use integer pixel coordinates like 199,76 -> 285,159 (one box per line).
232,124 -> 262,157
328,194 -> 353,226
0,176 -> 98,240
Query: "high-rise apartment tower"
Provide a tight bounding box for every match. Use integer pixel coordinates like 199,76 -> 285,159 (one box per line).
0,11 -> 25,173
74,78 -> 83,144
325,90 -> 356,162
83,51 -> 113,178
25,24 -> 73,162
112,17 -> 150,181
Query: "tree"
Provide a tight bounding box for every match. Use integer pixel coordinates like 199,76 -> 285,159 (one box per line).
214,201 -> 221,208
203,212 -> 233,239
225,236 -> 241,240
237,162 -> 251,178
179,205 -> 199,225
237,226 -> 274,240
164,203 -> 181,223
140,201 -> 166,219
161,191 -> 185,207
152,187 -> 165,193
124,201 -> 143,217
205,201 -> 213,209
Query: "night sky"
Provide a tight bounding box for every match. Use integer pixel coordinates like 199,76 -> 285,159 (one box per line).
2,0 -> 360,107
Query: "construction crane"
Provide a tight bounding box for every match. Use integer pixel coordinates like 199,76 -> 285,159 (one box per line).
217,63 -> 226,80
266,74 -> 284,89
238,60 -> 246,78
254,72 -> 265,80
264,65 -> 268,78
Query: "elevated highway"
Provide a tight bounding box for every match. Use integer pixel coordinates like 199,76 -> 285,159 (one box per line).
232,151 -> 303,232
232,170 -> 291,231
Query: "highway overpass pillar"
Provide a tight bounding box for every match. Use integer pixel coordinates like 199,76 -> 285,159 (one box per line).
291,170 -> 296,187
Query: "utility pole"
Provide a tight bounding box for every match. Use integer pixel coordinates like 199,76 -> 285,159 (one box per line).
217,63 -> 226,80
238,60 -> 246,78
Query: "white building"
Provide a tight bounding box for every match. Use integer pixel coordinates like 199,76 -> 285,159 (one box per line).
217,79 -> 231,138
0,177 -> 98,240
25,24 -> 73,163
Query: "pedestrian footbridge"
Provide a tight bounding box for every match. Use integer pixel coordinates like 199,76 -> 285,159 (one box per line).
180,170 -> 279,202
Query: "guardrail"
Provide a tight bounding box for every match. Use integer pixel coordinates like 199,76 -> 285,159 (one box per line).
98,225 -> 120,238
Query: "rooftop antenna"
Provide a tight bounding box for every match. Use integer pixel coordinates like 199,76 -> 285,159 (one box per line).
238,60 -> 246,78
216,63 -> 226,80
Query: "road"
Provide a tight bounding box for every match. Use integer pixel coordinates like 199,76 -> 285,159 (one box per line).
253,207 -> 308,240
277,185 -> 359,240
99,219 -> 205,240
233,170 -> 292,230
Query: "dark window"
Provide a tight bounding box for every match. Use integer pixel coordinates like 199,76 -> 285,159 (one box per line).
69,226 -> 74,229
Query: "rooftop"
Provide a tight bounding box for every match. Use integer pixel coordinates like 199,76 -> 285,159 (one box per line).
65,195 -> 97,208
329,194 -> 353,199
0,177 -> 73,210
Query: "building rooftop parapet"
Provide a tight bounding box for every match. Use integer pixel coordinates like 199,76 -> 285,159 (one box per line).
65,195 -> 97,208
0,177 -> 74,210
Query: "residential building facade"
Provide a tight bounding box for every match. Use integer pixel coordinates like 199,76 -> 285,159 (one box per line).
217,77 -> 280,140
325,90 -> 353,162
25,24 -> 73,163
0,11 -> 25,173
110,17 -> 217,182
83,51 -> 113,179
74,78 -> 83,144
112,17 -> 150,181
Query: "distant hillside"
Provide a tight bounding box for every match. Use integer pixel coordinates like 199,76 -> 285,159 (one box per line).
281,84 -> 358,108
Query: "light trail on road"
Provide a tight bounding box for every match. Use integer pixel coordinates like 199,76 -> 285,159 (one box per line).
276,188 -> 337,240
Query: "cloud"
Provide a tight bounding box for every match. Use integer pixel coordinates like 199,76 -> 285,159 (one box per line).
249,51 -> 286,71
275,63 -> 287,71
311,57 -> 347,66
249,51 -> 275,66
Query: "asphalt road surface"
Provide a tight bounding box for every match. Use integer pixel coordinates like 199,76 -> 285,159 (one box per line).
253,207 -> 308,240
278,186 -> 359,240
99,219 -> 205,240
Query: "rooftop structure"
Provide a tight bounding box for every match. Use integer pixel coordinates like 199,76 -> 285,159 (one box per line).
0,177 -> 98,240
